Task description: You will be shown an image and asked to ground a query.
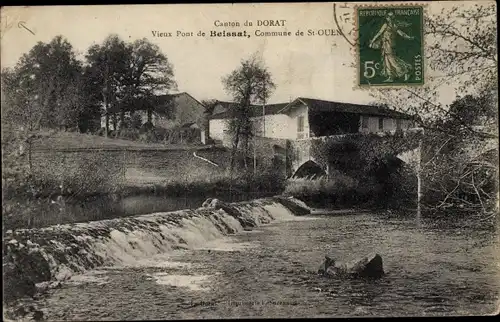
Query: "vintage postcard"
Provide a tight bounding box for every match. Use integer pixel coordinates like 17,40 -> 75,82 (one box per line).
1,1 -> 498,320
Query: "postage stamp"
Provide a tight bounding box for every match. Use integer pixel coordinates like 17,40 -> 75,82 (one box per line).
356,5 -> 424,87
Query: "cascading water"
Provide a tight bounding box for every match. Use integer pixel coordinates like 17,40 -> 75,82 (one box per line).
3,197 -> 310,303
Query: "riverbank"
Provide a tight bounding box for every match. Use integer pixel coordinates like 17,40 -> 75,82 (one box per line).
2,131 -> 287,230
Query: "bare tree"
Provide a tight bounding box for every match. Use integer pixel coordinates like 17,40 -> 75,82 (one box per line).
369,3 -> 498,219
370,3 -> 497,137
222,54 -> 276,173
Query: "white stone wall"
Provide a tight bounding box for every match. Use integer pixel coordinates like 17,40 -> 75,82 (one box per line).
286,104 -> 309,140
210,112 -> 303,142
209,107 -> 414,143
209,119 -> 228,141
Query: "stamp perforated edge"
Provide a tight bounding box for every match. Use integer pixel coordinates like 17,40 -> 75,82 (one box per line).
352,2 -> 430,91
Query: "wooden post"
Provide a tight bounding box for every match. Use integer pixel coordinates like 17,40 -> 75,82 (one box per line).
416,139 -> 422,224
253,136 -> 257,176
123,150 -> 126,184
28,137 -> 33,173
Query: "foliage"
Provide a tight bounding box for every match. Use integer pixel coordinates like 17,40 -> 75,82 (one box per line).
1,127 -> 124,229
426,3 -> 497,93
420,124 -> 497,218
84,35 -> 177,133
284,173 -> 384,208
366,3 -> 498,219
2,36 -> 84,131
130,113 -> 143,129
222,54 -> 276,172
309,132 -> 421,176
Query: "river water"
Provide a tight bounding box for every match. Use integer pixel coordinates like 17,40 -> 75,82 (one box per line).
29,212 -> 499,319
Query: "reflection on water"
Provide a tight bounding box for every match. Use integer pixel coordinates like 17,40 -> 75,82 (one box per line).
35,213 -> 499,319
12,192 -> 275,229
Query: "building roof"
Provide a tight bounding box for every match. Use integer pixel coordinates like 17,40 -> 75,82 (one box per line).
210,97 -> 412,120
209,101 -> 289,119
280,97 -> 412,119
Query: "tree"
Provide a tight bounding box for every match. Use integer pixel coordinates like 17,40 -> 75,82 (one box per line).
370,3 -> 497,138
368,3 -> 498,219
2,36 -> 84,178
2,35 -> 83,131
84,36 -> 177,135
84,35 -> 130,136
222,54 -> 276,172
121,38 -> 177,125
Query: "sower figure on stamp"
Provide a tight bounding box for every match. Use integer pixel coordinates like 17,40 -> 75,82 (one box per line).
369,12 -> 414,82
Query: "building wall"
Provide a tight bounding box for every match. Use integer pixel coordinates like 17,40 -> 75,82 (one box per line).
252,114 -> 293,139
209,119 -> 227,142
209,109 -> 414,146
172,93 -> 205,128
359,115 -> 414,133
210,110 -> 307,143
287,103 -> 309,140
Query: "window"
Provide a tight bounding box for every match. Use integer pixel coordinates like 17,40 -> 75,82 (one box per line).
378,117 -> 384,131
297,116 -> 304,133
361,116 -> 369,129
396,118 -> 402,130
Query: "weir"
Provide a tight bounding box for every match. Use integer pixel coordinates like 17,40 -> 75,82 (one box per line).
3,197 -> 309,300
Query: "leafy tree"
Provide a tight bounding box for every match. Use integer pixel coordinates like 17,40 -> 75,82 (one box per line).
84,35 -> 130,136
222,54 -> 276,172
84,36 -> 177,134
130,113 -> 143,130
121,38 -> 177,125
2,36 -> 83,131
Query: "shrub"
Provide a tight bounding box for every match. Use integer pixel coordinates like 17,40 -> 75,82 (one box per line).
2,138 -> 125,229
283,172 -> 384,208
118,128 -> 140,141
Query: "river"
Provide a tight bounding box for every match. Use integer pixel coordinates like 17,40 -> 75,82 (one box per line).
28,211 -> 499,319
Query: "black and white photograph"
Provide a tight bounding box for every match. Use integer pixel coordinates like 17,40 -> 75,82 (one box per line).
1,1 -> 499,320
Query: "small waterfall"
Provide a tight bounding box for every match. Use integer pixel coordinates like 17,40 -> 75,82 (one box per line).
3,197 -> 309,296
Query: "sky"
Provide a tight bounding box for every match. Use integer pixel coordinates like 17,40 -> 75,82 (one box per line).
0,2 -> 475,108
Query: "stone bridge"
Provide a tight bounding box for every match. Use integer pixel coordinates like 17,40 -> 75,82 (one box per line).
255,129 -> 424,179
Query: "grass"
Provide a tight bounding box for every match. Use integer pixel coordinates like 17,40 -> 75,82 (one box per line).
2,129 -> 286,230
30,130 -> 204,151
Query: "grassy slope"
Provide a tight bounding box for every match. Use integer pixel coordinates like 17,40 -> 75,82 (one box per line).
31,131 -> 204,151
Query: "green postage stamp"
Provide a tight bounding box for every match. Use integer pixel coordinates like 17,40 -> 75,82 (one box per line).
357,5 -> 424,87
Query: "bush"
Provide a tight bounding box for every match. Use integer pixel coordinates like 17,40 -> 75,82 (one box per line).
283,172 -> 384,208
130,113 -> 143,129
118,127 -> 140,141
163,127 -> 201,144
95,127 -> 105,136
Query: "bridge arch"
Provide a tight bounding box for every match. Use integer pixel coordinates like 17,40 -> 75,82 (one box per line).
291,160 -> 327,179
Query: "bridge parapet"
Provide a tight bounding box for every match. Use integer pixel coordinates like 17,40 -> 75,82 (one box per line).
289,129 -> 424,176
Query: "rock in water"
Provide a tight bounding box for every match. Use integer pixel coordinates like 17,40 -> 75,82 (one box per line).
202,199 -> 241,218
318,255 -> 335,275
209,198 -> 222,208
355,253 -> 384,279
202,198 -> 213,208
318,253 -> 384,279
273,196 -> 311,216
